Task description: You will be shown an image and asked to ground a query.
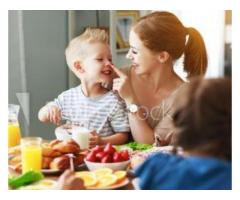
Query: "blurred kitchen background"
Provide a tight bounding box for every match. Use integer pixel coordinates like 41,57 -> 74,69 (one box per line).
8,10 -> 232,140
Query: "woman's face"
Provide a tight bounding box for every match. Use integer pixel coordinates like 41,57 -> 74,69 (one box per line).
126,30 -> 159,75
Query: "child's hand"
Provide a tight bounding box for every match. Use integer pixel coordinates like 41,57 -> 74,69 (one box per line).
55,170 -> 85,190
47,105 -> 62,125
89,131 -> 101,148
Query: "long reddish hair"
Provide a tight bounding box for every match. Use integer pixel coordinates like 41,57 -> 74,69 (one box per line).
133,11 -> 208,78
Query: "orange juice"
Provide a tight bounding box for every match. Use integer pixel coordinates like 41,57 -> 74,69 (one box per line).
8,124 -> 21,147
21,137 -> 42,173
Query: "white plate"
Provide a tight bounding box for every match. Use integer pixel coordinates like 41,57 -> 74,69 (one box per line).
41,163 -> 87,175
87,178 -> 129,190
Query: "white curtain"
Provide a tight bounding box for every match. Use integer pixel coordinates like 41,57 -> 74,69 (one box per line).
172,10 -> 225,79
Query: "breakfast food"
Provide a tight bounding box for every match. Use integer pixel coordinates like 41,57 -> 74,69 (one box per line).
42,143 -> 62,157
50,155 -> 70,170
9,138 -> 83,172
85,144 -> 130,163
75,168 -> 128,189
42,157 -> 53,169
49,154 -> 84,170
52,139 -> 80,154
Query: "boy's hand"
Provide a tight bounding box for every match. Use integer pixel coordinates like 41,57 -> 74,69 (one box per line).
47,105 -> 62,125
89,131 -> 101,148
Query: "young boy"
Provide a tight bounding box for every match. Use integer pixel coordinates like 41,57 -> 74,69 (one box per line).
38,28 -> 130,147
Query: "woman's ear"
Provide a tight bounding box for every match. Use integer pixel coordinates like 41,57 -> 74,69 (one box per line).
158,51 -> 170,64
73,61 -> 84,73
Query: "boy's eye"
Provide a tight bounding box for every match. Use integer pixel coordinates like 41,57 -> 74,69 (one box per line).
131,48 -> 137,54
96,58 -> 103,61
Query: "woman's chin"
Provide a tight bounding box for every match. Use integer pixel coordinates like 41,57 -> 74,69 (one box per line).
133,66 -> 145,75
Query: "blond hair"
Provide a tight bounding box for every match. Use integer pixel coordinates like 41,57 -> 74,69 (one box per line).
65,27 -> 109,69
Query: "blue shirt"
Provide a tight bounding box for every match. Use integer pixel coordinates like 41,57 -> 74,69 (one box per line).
134,153 -> 231,190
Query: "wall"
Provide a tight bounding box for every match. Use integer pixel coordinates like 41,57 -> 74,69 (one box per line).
9,10 -> 68,139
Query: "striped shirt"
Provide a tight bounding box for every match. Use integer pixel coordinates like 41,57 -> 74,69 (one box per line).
48,85 -> 130,137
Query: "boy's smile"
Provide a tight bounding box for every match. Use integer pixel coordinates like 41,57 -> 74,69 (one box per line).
80,42 -> 113,83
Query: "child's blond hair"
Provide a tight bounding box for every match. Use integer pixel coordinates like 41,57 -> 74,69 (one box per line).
65,27 -> 109,69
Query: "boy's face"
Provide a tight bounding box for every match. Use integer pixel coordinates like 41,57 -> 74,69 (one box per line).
79,42 -> 113,84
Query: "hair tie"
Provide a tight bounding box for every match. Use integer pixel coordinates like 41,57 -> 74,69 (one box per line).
185,34 -> 189,46
185,27 -> 189,46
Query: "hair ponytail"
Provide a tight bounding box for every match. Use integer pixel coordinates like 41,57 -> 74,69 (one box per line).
133,12 -> 208,78
184,27 -> 208,78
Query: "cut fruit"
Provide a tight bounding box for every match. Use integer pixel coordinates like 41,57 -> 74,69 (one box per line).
75,171 -> 94,177
94,174 -> 117,188
94,168 -> 113,179
114,171 -> 127,182
19,179 -> 57,190
75,172 -> 97,187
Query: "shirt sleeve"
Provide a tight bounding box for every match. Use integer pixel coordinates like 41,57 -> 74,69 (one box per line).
134,153 -> 172,190
46,91 -> 66,111
109,99 -> 130,133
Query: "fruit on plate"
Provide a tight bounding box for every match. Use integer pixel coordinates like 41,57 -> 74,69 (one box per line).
86,151 -> 97,162
94,168 -> 113,179
101,154 -> 113,163
103,143 -> 116,155
120,150 -> 130,161
75,168 -> 128,189
113,152 -> 123,162
85,143 -> 130,163
75,172 -> 97,187
94,174 -> 117,188
114,171 -> 127,182
95,151 -> 107,160
91,145 -> 104,154
18,179 -> 56,190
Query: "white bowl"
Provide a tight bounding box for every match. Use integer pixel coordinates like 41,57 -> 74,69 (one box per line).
84,159 -> 130,171
55,127 -> 72,141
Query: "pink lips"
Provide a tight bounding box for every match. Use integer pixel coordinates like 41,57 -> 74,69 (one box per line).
101,69 -> 112,75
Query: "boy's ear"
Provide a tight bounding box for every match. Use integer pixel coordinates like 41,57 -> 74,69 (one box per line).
157,51 -> 170,64
73,61 -> 84,73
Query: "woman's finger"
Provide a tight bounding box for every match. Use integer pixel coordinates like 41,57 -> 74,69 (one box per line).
110,64 -> 127,78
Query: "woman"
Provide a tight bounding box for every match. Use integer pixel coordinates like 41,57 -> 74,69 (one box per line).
134,78 -> 231,189
111,11 -> 207,146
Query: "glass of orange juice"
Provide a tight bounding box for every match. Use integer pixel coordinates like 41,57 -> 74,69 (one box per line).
21,137 -> 42,173
8,123 -> 21,147
8,104 -> 21,147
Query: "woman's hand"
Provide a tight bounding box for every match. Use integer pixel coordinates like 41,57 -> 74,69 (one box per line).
111,64 -> 135,104
55,169 -> 85,190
